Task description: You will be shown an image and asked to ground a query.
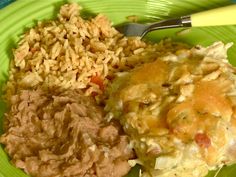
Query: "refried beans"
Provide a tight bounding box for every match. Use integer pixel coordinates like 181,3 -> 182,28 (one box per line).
0,88 -> 134,177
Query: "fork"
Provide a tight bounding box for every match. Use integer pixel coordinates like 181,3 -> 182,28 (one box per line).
116,4 -> 236,38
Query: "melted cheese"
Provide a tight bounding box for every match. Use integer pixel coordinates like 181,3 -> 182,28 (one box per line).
167,79 -> 233,142
130,59 -> 168,85
194,80 -> 233,120
106,42 -> 236,177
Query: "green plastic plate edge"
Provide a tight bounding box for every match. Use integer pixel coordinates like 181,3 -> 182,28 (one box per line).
0,0 -> 236,176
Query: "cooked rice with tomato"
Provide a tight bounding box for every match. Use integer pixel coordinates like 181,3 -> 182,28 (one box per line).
5,3 -> 188,100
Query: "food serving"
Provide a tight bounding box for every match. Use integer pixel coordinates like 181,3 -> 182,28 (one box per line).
106,42 -> 236,177
0,3 -> 187,177
0,2 -> 236,177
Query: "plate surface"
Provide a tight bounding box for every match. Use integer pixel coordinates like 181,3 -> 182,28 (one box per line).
0,0 -> 236,177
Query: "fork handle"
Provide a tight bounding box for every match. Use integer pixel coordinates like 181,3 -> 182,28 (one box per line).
147,16 -> 191,32
191,4 -> 236,27
143,4 -> 236,37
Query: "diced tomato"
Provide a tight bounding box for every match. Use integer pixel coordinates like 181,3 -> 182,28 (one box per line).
91,91 -> 98,97
194,133 -> 211,148
106,75 -> 115,81
90,75 -> 105,91
30,47 -> 38,53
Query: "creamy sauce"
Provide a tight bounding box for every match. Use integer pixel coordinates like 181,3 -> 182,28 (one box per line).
130,60 -> 168,85
106,42 -> 236,177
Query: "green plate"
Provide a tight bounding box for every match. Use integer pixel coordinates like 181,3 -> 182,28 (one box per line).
1,0 -> 236,177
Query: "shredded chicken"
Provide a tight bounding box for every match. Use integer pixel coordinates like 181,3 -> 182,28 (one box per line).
106,42 -> 236,177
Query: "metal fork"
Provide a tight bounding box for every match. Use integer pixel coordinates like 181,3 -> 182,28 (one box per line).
116,4 -> 236,38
